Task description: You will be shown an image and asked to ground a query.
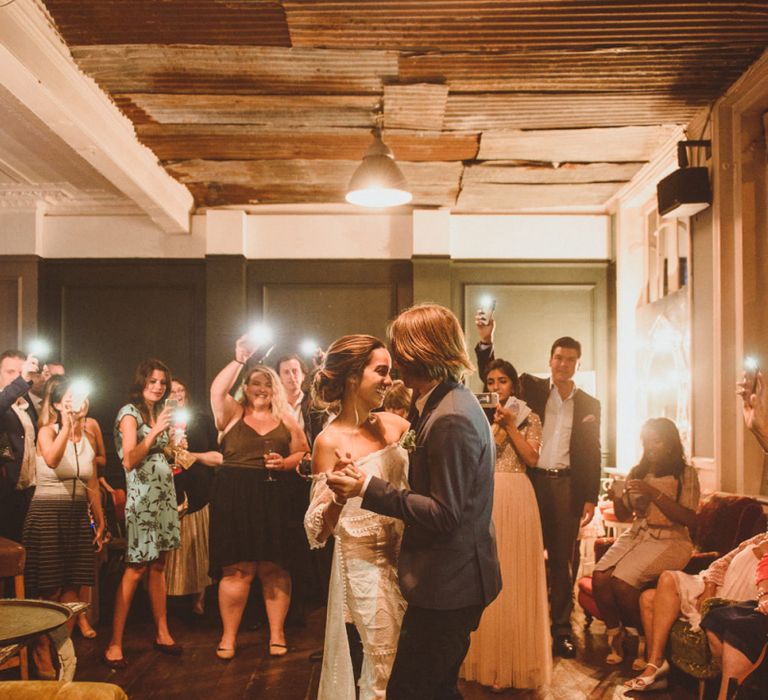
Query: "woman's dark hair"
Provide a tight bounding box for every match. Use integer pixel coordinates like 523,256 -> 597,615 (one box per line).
632,417 -> 687,498
485,358 -> 521,398
129,358 -> 172,424
39,374 -> 69,428
312,335 -> 385,410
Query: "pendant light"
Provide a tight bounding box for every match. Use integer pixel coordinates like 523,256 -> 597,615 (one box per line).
345,128 -> 412,208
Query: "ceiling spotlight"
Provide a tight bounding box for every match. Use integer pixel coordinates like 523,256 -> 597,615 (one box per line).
346,129 -> 412,208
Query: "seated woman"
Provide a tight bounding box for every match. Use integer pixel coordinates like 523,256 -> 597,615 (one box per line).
626,532 -> 768,691
701,552 -> 768,700
592,417 -> 700,666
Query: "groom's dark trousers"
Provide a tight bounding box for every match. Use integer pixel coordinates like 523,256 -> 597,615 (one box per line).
362,381 -> 502,699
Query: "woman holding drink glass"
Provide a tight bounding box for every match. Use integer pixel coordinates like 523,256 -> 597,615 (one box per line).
209,336 -> 309,659
104,359 -> 181,668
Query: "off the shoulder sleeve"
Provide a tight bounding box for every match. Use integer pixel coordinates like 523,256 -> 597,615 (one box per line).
304,478 -> 335,550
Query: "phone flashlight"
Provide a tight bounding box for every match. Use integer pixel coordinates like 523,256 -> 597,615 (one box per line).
300,338 -> 318,356
248,323 -> 274,347
69,378 -> 92,413
28,338 -> 51,359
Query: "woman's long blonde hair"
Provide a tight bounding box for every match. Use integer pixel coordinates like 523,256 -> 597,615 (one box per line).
235,365 -> 289,420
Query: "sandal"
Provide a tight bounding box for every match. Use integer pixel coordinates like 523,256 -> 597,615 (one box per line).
624,660 -> 670,691
269,642 -> 288,657
216,645 -> 236,660
606,626 -> 625,665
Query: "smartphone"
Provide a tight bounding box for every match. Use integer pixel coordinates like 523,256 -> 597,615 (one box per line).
745,357 -> 760,394
474,392 -> 500,409
476,299 -> 496,326
165,398 -> 178,420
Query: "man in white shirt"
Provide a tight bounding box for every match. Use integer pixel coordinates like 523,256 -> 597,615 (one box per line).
476,319 -> 601,658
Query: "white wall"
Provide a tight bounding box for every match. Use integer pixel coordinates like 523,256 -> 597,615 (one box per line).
4,209 -> 611,261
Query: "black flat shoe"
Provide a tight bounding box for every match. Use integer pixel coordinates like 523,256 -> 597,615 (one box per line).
102,653 -> 128,669
154,641 -> 183,656
553,634 -> 577,658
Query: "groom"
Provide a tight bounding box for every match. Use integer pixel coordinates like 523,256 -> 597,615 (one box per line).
327,303 -> 501,699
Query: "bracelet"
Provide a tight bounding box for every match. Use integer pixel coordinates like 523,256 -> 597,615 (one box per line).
757,590 -> 768,600
331,494 -> 346,507
234,358 -> 245,365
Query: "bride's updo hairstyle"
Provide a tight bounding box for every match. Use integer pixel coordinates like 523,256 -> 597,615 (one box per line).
312,335 -> 385,411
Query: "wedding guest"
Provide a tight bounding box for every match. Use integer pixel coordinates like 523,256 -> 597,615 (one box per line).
304,335 -> 409,699
382,379 -> 411,418
164,378 -> 221,617
738,366 -> 768,451
625,532 -> 768,691
37,375 -> 106,640
0,350 -> 39,543
461,358 -> 552,690
104,359 -> 181,668
475,316 -> 601,658
701,552 -> 768,700
209,340 -> 309,659
22,377 -> 106,676
593,417 -> 699,665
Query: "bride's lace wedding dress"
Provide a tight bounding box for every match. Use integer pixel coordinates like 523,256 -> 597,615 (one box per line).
305,443 -> 409,700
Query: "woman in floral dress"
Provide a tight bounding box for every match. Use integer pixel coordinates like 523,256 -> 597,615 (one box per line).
104,359 -> 181,668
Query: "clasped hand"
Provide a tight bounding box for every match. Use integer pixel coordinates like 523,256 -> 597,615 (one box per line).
325,449 -> 365,500
493,404 -> 517,428
625,479 -> 659,499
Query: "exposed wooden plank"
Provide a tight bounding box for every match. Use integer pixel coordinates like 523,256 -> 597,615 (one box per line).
477,126 -> 680,163
119,94 -> 379,128
399,46 -> 760,92
463,162 -> 644,185
445,92 -> 709,130
44,1 -> 291,46
186,181 -> 457,207
384,83 -> 448,130
283,1 -> 768,50
136,125 -> 480,162
456,182 -> 623,210
164,158 -> 462,187
70,45 -> 398,95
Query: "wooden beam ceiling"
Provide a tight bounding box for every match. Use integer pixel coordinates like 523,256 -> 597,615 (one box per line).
39,1 -> 768,211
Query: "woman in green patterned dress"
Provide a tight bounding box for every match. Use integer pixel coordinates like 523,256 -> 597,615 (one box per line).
104,359 -> 181,668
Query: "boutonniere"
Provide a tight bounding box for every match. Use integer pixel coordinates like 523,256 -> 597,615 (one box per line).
399,429 -> 417,453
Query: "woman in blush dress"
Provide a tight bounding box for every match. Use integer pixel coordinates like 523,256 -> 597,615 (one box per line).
304,335 -> 410,700
461,358 -> 552,691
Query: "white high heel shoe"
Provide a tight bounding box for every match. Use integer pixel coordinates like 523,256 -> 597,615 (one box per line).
624,659 -> 670,691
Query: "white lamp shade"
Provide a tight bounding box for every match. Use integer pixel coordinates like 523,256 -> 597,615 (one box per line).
346,132 -> 412,208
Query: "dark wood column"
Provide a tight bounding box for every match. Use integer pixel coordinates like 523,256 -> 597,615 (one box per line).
205,255 -> 247,387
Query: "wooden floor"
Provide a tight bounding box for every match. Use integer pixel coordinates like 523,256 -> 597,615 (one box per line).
2,590 -> 708,699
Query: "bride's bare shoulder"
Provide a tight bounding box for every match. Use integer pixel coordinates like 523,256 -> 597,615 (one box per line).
375,411 -> 410,442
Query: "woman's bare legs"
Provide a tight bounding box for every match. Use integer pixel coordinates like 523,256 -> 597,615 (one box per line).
105,563 -> 148,661
147,552 -> 175,645
218,562 -> 257,651
257,561 -> 292,651
76,585 -> 97,637
634,572 -> 682,679
592,569 -> 621,628
715,640 -> 758,700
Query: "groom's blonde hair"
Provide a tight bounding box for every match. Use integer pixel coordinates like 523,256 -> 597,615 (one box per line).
389,303 -> 473,383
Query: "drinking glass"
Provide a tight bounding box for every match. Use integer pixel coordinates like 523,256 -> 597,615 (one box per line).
264,438 -> 276,482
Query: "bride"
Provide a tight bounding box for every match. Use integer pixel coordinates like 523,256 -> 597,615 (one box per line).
304,335 -> 410,700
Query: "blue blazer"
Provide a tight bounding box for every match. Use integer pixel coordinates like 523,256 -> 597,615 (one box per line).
362,381 -> 502,610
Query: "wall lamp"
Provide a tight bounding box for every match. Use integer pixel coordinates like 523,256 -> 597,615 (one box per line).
657,140 -> 712,219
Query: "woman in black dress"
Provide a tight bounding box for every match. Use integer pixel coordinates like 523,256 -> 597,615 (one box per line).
209,336 -> 309,659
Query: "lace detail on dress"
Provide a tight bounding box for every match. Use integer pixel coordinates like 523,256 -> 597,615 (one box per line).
492,413 -> 542,474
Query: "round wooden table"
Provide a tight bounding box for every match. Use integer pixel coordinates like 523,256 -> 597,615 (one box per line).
0,599 -> 72,645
